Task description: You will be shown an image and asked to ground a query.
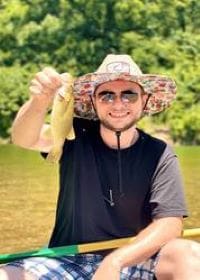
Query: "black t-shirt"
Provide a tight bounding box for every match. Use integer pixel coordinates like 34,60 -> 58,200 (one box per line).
48,118 -> 187,248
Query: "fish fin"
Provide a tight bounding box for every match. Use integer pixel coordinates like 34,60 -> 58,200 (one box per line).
66,126 -> 75,140
46,145 -> 63,163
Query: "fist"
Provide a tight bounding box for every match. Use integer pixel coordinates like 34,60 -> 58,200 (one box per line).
29,67 -> 63,104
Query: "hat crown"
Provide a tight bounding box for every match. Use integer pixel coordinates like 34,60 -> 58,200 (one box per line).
96,54 -> 143,75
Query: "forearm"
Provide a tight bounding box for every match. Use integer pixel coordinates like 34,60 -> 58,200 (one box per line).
11,96 -> 50,148
106,217 -> 183,269
11,67 -> 64,150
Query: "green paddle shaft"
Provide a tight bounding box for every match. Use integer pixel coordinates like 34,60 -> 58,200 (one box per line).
0,245 -> 78,264
1,228 -> 200,264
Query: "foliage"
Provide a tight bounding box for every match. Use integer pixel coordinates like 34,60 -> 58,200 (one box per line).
0,0 -> 199,143
0,65 -> 35,137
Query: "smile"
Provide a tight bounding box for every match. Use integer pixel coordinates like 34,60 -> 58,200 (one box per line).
109,112 -> 130,118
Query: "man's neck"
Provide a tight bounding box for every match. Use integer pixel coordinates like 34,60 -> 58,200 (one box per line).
100,125 -> 138,149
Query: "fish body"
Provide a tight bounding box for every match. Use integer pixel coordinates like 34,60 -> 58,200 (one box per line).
47,73 -> 75,163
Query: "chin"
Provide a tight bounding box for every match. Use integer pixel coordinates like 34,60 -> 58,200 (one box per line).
101,118 -> 137,132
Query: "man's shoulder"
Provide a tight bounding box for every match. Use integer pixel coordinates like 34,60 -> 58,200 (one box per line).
140,129 -> 177,156
138,129 -> 167,146
138,129 -> 168,158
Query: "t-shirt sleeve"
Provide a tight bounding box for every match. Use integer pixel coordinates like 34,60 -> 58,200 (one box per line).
150,144 -> 188,219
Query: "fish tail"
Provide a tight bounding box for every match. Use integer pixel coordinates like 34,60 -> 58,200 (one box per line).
66,126 -> 75,140
46,145 -> 63,163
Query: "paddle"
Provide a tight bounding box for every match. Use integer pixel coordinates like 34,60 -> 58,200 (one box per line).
0,228 -> 200,264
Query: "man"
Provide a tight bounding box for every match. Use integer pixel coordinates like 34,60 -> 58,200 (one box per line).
0,54 -> 200,280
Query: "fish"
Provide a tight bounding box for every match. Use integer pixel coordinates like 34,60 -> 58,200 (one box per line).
46,73 -> 75,163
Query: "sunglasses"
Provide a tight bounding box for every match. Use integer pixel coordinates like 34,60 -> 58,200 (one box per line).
95,90 -> 141,104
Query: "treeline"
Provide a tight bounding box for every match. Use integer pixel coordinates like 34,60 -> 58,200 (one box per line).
0,0 -> 200,144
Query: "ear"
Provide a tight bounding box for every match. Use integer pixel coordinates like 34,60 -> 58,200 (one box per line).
142,94 -> 150,110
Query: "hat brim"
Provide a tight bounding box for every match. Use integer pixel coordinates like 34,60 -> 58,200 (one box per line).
73,72 -> 176,119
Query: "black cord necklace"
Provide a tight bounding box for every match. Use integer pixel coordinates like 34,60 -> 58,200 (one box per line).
102,131 -> 124,207
95,128 -> 137,207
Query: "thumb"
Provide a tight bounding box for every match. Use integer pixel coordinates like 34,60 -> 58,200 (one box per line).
57,73 -> 74,98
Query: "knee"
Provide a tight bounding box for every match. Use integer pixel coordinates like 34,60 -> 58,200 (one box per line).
156,239 -> 200,279
0,265 -> 36,280
161,239 -> 200,262
0,270 -> 7,280
0,268 -> 11,280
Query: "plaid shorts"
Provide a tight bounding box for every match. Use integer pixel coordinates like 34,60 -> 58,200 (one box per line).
5,253 -> 159,280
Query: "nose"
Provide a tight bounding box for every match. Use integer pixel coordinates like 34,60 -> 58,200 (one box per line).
112,95 -> 125,109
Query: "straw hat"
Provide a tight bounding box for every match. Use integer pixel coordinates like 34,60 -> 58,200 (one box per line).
73,54 -> 176,119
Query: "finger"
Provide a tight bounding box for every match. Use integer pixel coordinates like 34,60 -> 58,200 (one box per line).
30,79 -> 43,90
29,85 -> 43,95
30,76 -> 56,97
35,71 -> 55,89
43,67 -> 62,87
29,78 -> 51,97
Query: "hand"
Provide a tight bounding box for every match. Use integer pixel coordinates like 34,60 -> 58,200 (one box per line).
92,256 -> 121,280
29,67 -> 63,106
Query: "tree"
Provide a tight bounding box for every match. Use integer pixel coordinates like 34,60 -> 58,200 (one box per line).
0,0 -> 199,143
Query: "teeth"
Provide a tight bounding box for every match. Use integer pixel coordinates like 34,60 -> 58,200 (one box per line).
109,113 -> 128,117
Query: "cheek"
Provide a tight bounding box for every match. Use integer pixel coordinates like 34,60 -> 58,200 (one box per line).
92,101 -> 104,117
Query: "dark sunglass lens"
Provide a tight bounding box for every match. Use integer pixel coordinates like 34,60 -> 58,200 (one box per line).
98,91 -> 115,102
122,90 -> 139,102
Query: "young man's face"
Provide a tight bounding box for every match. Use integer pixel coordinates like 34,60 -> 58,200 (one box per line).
93,80 -> 148,132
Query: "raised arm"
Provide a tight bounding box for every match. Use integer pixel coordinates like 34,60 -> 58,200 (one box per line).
11,67 -> 63,152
